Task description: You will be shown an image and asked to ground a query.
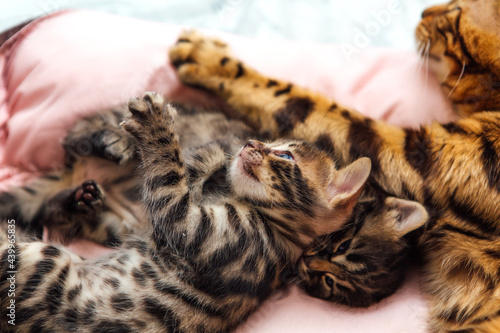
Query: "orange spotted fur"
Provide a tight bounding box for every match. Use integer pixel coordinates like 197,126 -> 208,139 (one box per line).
168,2 -> 500,330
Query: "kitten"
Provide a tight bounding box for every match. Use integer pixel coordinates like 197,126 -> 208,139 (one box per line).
0,92 -> 371,332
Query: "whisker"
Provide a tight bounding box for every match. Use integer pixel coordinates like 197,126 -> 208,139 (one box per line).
412,39 -> 430,83
423,40 -> 431,94
447,61 -> 466,98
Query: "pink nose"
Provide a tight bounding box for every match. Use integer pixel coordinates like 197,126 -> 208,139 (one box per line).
240,146 -> 263,166
244,140 -> 270,154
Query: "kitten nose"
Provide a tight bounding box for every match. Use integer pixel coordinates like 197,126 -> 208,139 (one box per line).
244,140 -> 270,154
244,140 -> 263,149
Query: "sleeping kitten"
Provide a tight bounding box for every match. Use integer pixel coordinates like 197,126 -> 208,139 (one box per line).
299,182 -> 427,307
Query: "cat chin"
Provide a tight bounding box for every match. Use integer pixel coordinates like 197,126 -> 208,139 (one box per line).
229,157 -> 268,200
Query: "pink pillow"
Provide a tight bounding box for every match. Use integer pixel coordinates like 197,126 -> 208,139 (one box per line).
1,10 -> 452,332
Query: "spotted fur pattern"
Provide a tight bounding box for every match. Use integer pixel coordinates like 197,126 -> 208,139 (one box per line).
0,92 -> 371,332
168,25 -> 500,332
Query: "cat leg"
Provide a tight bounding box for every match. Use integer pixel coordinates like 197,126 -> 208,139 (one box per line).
0,173 -> 71,238
42,180 -> 127,246
168,30 -> 500,229
63,107 -> 137,166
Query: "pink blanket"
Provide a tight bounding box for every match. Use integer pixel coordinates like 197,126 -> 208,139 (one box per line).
0,10 -> 455,332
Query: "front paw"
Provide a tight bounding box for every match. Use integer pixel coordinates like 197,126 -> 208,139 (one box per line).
121,91 -> 177,143
168,30 -> 243,89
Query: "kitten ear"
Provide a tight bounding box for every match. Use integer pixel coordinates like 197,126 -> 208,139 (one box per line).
326,157 -> 371,206
386,197 -> 428,236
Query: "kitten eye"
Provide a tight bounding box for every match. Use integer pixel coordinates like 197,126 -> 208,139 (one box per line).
274,151 -> 294,161
324,275 -> 334,288
336,239 -> 352,254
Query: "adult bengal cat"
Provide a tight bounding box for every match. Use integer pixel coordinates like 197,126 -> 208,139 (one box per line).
167,1 -> 500,331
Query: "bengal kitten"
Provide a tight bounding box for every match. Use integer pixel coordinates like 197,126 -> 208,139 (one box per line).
0,92 -> 372,332
167,17 -> 500,332
299,182 -> 427,307
0,103 -> 254,246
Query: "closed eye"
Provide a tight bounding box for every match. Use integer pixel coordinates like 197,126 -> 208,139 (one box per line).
336,239 -> 352,254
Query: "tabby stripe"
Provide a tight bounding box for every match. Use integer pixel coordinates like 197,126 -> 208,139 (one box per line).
345,253 -> 367,263
403,127 -> 432,178
225,203 -> 243,232
441,122 -> 467,135
45,265 -> 70,314
480,133 -> 500,192
82,300 -> 97,323
448,257 -> 496,292
94,320 -> 135,333
235,62 -> 245,78
147,194 -> 173,215
186,268 -> 263,299
67,285 -> 82,302
205,231 -> 248,270
154,282 -> 227,318
141,262 -> 159,280
273,97 -> 314,135
149,171 -> 183,191
0,249 -> 9,284
42,245 -> 61,258
111,293 -> 135,312
449,194 -> 499,236
41,174 -> 62,181
29,318 -> 49,333
313,134 -> 336,159
484,249 -> 500,260
143,297 -> 181,332
348,118 -> 382,175
18,259 -> 56,302
132,268 -> 147,287
293,165 -> 316,218
185,207 -> 213,258
260,212 -> 306,248
274,84 -> 292,96
438,303 -> 482,325
21,186 -> 36,195
266,79 -> 278,87
439,224 -> 491,241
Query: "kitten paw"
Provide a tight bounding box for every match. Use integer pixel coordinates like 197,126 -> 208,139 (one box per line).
73,180 -> 103,213
122,91 -> 177,143
100,130 -> 136,165
169,30 -> 243,89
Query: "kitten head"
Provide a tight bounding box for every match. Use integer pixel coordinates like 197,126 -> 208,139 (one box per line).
298,191 -> 428,307
416,0 -> 500,115
230,139 -> 371,245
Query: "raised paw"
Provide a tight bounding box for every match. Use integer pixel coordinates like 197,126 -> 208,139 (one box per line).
73,180 -> 103,213
168,30 -> 244,89
121,91 -> 177,141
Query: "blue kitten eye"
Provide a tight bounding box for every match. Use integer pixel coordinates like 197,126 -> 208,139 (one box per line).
336,239 -> 352,254
324,275 -> 334,288
275,152 -> 294,160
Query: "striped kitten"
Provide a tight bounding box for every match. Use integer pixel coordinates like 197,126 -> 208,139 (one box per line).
299,183 -> 427,307
0,92 -> 371,332
0,103 -> 254,246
